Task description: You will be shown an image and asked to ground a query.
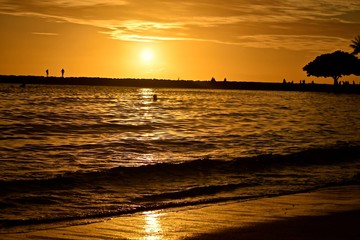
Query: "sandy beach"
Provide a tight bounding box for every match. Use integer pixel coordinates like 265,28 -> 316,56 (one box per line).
1,185 -> 359,240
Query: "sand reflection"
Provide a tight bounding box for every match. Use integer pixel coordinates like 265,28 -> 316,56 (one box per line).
143,211 -> 162,240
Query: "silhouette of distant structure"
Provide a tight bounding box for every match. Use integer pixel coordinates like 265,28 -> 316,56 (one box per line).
61,69 -> 65,78
211,77 -> 216,82
1,75 -> 360,94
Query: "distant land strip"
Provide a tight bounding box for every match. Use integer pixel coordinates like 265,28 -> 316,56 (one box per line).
1,75 -> 360,94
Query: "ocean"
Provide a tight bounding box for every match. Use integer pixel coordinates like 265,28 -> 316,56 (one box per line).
0,84 -> 359,233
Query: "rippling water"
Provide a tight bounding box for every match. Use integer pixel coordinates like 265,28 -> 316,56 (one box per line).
0,84 -> 359,231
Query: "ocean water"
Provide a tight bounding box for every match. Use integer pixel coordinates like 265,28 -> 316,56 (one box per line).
0,84 -> 359,232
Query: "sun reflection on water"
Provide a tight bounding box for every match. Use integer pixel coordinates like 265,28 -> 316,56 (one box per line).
138,88 -> 156,102
143,211 -> 163,240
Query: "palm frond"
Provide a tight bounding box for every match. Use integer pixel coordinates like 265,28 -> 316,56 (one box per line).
350,35 -> 360,55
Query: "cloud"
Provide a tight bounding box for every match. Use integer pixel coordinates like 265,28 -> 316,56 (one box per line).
236,35 -> 350,52
31,32 -> 59,36
45,0 -> 128,7
0,0 -> 359,50
0,0 -> 128,8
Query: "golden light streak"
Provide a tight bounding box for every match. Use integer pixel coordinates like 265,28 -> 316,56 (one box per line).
143,211 -> 162,240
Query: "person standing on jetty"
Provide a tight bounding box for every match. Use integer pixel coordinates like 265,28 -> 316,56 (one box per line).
46,69 -> 49,77
61,68 -> 65,78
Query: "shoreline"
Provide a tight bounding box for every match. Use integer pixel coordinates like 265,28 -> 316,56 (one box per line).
1,185 -> 359,239
1,75 -> 360,94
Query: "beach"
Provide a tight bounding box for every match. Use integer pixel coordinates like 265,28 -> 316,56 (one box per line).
2,185 -> 359,240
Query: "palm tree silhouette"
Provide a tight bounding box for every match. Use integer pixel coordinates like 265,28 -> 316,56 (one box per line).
350,35 -> 360,55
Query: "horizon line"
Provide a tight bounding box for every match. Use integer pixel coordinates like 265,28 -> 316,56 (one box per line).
0,74 -> 337,85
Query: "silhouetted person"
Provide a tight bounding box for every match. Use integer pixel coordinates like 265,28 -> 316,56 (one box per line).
46,69 -> 49,77
61,68 -> 65,78
153,94 -> 158,101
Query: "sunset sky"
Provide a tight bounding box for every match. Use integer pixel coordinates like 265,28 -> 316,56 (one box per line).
0,0 -> 359,83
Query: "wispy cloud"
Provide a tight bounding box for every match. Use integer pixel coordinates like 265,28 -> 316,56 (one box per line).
236,35 -> 349,52
31,32 -> 59,36
0,0 -> 128,8
0,0 -> 359,50
43,0 -> 128,7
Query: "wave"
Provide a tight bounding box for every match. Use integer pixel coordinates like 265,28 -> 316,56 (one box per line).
1,173 -> 358,232
1,143 -> 359,195
0,121 -> 160,136
132,182 -> 260,202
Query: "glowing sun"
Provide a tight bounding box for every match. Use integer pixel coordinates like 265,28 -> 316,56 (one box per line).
140,49 -> 154,63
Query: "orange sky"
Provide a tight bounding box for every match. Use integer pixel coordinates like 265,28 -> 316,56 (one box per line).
0,0 -> 359,83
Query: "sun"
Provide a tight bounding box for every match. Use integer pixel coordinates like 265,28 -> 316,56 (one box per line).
140,49 -> 154,63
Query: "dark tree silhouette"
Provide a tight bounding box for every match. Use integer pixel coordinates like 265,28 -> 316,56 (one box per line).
303,50 -> 360,85
350,35 -> 360,55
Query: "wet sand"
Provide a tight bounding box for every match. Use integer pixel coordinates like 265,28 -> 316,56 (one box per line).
1,185 -> 359,240
187,210 -> 359,240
